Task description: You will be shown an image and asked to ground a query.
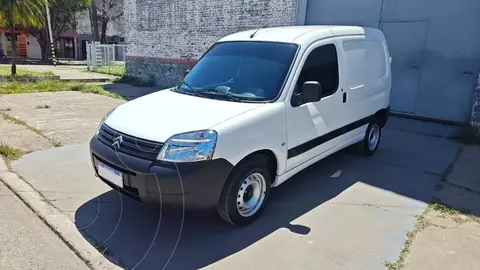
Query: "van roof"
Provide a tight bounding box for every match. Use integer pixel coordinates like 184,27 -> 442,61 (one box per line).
218,25 -> 382,45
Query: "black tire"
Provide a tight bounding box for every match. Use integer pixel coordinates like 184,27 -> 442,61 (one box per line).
362,121 -> 382,157
217,154 -> 271,226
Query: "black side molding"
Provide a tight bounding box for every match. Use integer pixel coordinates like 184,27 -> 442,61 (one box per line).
287,114 -> 377,159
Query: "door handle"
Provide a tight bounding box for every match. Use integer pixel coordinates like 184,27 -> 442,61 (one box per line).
343,92 -> 347,103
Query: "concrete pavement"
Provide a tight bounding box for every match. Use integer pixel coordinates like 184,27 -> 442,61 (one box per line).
11,118 -> 460,270
403,145 -> 480,270
0,92 -> 124,146
0,178 -> 89,269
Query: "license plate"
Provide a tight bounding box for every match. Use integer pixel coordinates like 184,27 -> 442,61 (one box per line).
97,161 -> 123,188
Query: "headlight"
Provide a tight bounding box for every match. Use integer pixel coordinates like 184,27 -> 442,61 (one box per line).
96,108 -> 115,136
158,130 -> 217,162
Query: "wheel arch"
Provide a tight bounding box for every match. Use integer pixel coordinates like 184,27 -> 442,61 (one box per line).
375,107 -> 390,128
234,149 -> 279,184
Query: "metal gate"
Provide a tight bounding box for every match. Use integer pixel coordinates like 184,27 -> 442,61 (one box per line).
304,0 -> 480,122
86,42 -> 126,73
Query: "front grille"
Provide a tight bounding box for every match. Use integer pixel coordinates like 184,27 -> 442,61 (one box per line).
98,124 -> 164,161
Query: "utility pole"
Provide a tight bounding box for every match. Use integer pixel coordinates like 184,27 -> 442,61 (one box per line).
45,3 -> 56,66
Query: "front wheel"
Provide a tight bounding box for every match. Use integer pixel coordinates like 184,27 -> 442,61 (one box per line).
217,155 -> 271,226
362,121 -> 382,156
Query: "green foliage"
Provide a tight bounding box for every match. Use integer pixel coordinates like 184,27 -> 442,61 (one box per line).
0,0 -> 46,75
27,0 -> 90,61
49,0 -> 90,33
0,0 -> 46,28
0,81 -> 124,99
95,65 -> 125,77
0,143 -> 23,161
0,66 -> 53,76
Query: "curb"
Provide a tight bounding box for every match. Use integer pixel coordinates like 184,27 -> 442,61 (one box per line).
60,78 -> 115,83
0,157 -> 120,270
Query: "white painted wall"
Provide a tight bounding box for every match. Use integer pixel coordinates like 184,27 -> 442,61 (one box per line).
0,33 -> 5,52
27,35 -> 42,59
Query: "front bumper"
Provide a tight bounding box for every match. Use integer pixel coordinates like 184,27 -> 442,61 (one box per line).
89,135 -> 233,210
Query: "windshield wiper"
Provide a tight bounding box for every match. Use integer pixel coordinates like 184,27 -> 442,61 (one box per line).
176,81 -> 200,97
197,88 -> 243,102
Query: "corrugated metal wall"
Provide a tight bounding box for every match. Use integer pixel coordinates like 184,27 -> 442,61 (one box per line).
304,0 -> 480,122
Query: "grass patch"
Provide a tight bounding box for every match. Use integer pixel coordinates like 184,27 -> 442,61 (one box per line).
94,65 -> 125,77
114,75 -> 155,87
0,81 -> 123,99
384,207 -> 433,270
450,124 -> 480,145
0,66 -> 53,76
0,143 -> 23,161
35,104 -> 51,109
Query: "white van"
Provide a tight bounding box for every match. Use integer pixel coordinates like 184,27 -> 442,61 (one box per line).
90,26 -> 391,226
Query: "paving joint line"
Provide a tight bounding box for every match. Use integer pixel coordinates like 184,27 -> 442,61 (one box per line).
0,111 -> 62,147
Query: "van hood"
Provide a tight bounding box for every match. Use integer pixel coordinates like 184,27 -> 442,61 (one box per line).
104,89 -> 263,142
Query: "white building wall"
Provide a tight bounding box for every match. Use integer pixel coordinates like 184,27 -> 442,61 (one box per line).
27,35 -> 42,59
0,33 -> 6,52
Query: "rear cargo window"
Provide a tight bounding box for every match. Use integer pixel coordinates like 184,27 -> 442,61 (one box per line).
343,39 -> 387,88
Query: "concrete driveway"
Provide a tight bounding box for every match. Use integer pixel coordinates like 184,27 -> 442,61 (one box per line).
11,117 -> 459,270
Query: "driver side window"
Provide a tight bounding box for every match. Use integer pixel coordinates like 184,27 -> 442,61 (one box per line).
295,44 -> 339,98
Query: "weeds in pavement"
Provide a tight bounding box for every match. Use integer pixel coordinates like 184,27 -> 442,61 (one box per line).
35,104 -> 51,109
114,75 -> 155,87
1,112 -> 61,148
430,202 -> 480,224
1,112 -> 28,126
0,66 -> 53,76
0,81 -> 123,99
51,139 -> 62,147
450,124 -> 480,146
0,143 -> 23,161
0,108 -> 11,111
384,207 -> 432,270
94,66 -> 125,77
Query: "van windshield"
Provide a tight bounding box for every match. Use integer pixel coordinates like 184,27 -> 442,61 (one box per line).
175,41 -> 298,102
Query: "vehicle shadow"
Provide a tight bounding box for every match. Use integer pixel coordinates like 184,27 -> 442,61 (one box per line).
74,137 -> 446,269
100,82 -> 159,101
75,150 -> 357,269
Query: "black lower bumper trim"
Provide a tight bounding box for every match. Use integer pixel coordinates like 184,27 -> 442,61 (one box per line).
90,135 -> 234,210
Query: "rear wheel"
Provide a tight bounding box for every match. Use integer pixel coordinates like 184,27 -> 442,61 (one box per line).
362,121 -> 381,156
217,155 -> 271,226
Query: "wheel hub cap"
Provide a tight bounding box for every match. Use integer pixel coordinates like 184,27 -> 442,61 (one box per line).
236,173 -> 267,217
368,124 -> 380,151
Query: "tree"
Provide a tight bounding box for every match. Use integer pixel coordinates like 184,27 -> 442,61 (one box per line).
0,0 -> 45,75
89,0 -> 99,42
96,0 -> 123,44
27,0 -> 89,61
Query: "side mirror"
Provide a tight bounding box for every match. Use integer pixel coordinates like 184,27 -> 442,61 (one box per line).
295,81 -> 322,106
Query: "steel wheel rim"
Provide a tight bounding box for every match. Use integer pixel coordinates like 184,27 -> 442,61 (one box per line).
368,124 -> 380,151
236,172 -> 266,217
